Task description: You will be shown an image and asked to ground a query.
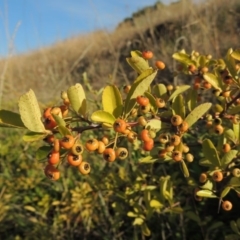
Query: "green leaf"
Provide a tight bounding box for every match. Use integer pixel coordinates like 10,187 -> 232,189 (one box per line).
22,132 -> 48,142
221,150 -> 238,168
196,190 -> 218,198
144,91 -> 158,114
224,129 -> 237,144
228,105 -> 240,115
150,199 -> 163,208
185,211 -> 201,224
172,94 -> 185,118
152,83 -> 168,99
52,114 -> 66,127
170,207 -> 183,214
228,177 -> 240,187
133,217 -> 144,225
67,83 -> 87,115
127,211 -> 138,218
18,89 -> 45,133
168,85 -> 190,102
233,123 -> 240,143
185,103 -> 212,128
145,119 -> 161,132
36,146 -> 52,160
141,223 -> 151,236
180,160 -> 189,177
172,52 -> 195,65
199,158 -> 213,167
208,222 -> 224,232
200,180 -> 213,190
231,50 -> 240,61
0,109 -> 26,129
124,70 -> 157,116
202,139 -> 221,167
102,85 -> 123,118
203,73 -> 221,90
139,156 -> 157,164
230,221 -> 240,235
186,88 -> 198,112
126,50 -> 152,74
221,187 -> 231,198
225,49 -> 238,80
91,110 -> 116,125
58,125 -> 72,136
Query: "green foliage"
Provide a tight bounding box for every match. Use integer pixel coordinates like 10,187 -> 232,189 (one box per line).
2,47 -> 240,239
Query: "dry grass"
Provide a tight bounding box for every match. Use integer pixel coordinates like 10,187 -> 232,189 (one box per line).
0,0 -> 239,108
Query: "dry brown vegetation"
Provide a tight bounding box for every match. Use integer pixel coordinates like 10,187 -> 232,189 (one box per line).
0,0 -> 240,107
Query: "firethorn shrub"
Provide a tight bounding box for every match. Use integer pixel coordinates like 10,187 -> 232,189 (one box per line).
1,48 -> 240,239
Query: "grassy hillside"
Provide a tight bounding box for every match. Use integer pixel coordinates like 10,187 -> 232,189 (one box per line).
0,0 -> 239,107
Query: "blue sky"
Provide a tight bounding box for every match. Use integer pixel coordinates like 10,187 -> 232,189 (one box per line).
0,0 -> 173,56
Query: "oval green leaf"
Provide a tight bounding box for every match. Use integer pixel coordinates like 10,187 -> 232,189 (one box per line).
172,52 -> 195,65
141,223 -> 151,236
185,103 -> 212,128
196,190 -> 217,198
91,110 -> 116,125
124,70 -> 158,116
221,150 -> 238,168
202,139 -> 221,167
126,50 -> 151,74
22,131 -> 48,142
145,119 -> 161,132
0,109 -> 26,129
180,160 -> 189,177
18,89 -> 45,133
144,91 -> 158,114
150,199 -> 163,208
203,73 -> 221,90
67,83 -> 87,115
172,94 -> 185,118
152,83 -> 168,99
102,85 -> 123,118
221,187 -> 231,198
168,85 -> 190,102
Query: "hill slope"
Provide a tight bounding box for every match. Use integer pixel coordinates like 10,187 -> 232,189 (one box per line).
0,0 -> 239,107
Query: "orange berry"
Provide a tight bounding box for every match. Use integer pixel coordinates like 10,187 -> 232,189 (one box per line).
222,143 -> 231,153
47,151 -> 60,165
127,131 -> 138,143
67,153 -> 82,166
44,117 -> 57,130
179,121 -> 189,133
123,85 -> 131,94
171,115 -> 183,126
212,171 -> 223,182
172,151 -> 182,162
102,136 -> 109,145
202,80 -> 212,89
142,50 -> 153,60
155,98 -> 166,108
53,139 -> 60,153
44,164 -> 60,180
103,148 -> 116,162
113,119 -> 127,133
97,141 -> 106,154
188,64 -> 197,74
214,125 -> 224,135
142,138 -> 154,151
71,142 -> 84,155
199,173 -> 208,183
155,61 -> 165,70
158,149 -> 167,158
115,147 -> 128,160
60,105 -> 69,117
44,135 -> 55,145
200,66 -> 208,74
85,138 -> 99,152
224,76 -> 233,85
60,135 -> 75,149
78,161 -> 91,175
222,200 -> 232,211
140,129 -> 152,142
170,135 -> 181,146
43,107 -> 52,119
136,95 -> 149,107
